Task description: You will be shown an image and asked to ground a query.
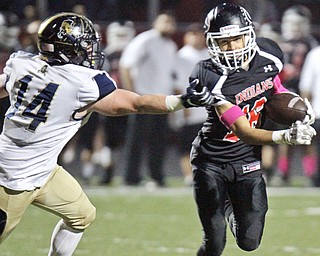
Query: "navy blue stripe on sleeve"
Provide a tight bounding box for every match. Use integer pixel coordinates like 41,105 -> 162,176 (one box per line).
93,73 -> 117,100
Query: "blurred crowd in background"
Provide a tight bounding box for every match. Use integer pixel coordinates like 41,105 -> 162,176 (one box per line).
0,0 -> 320,188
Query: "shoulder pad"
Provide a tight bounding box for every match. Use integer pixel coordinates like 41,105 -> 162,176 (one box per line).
256,37 -> 284,63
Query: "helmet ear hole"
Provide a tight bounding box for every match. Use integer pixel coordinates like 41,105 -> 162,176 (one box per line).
38,12 -> 105,69
204,3 -> 257,70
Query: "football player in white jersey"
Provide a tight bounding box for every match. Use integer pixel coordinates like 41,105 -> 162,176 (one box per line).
0,13 -> 212,255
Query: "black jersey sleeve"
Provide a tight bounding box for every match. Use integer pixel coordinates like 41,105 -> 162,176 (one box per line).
189,61 -> 202,83
189,59 -> 221,92
256,37 -> 284,64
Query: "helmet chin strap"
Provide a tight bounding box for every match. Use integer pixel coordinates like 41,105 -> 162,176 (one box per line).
240,52 -> 249,70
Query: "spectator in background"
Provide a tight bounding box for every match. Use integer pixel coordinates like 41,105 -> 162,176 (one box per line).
104,21 -> 136,88
23,4 -> 38,23
0,12 -> 20,52
120,13 -> 177,187
299,47 -> 320,186
99,20 -> 136,184
275,5 -> 318,186
256,22 -> 282,184
171,23 -> 208,186
19,19 -> 41,53
236,0 -> 279,26
72,4 -> 87,16
280,5 -> 318,90
0,12 -> 18,134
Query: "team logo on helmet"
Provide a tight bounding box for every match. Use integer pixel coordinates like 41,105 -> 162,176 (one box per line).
204,10 -> 214,33
57,19 -> 78,39
239,6 -> 253,25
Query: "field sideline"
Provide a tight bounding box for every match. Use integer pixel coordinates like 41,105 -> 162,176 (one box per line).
1,186 -> 320,256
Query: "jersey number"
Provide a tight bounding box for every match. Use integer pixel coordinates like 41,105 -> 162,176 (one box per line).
224,97 -> 267,142
10,75 -> 59,131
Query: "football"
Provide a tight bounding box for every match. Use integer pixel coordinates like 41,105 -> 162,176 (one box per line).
264,92 -> 307,126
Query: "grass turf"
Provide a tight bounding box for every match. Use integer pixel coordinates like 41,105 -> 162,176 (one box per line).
1,186 -> 320,256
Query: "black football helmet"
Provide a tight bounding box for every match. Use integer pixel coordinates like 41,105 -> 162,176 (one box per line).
38,12 -> 105,69
204,3 -> 257,70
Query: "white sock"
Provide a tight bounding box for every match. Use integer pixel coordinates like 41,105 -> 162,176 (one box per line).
48,219 -> 84,256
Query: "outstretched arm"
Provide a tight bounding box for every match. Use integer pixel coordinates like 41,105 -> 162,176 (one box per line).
89,89 -> 183,115
88,81 -> 215,116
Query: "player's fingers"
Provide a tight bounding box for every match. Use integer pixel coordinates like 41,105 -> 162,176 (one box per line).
302,115 -> 310,125
309,126 -> 317,136
304,98 -> 312,112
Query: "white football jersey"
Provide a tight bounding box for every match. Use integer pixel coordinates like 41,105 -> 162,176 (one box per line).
0,51 -> 117,190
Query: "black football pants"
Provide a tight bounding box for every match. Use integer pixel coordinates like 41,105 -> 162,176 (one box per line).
193,162 -> 268,256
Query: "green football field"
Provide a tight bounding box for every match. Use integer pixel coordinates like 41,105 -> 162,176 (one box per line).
1,185 -> 320,256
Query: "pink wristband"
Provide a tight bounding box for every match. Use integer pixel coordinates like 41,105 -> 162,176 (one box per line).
219,105 -> 245,129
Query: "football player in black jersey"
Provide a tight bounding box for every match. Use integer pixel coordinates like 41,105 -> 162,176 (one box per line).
185,3 -> 316,256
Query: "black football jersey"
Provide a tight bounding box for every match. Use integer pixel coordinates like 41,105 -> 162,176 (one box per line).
191,37 -> 284,164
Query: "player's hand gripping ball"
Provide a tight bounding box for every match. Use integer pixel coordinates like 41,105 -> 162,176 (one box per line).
264,92 -> 307,126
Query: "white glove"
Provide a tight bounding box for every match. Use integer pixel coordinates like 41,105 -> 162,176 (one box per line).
272,121 -> 317,145
303,98 -> 316,125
